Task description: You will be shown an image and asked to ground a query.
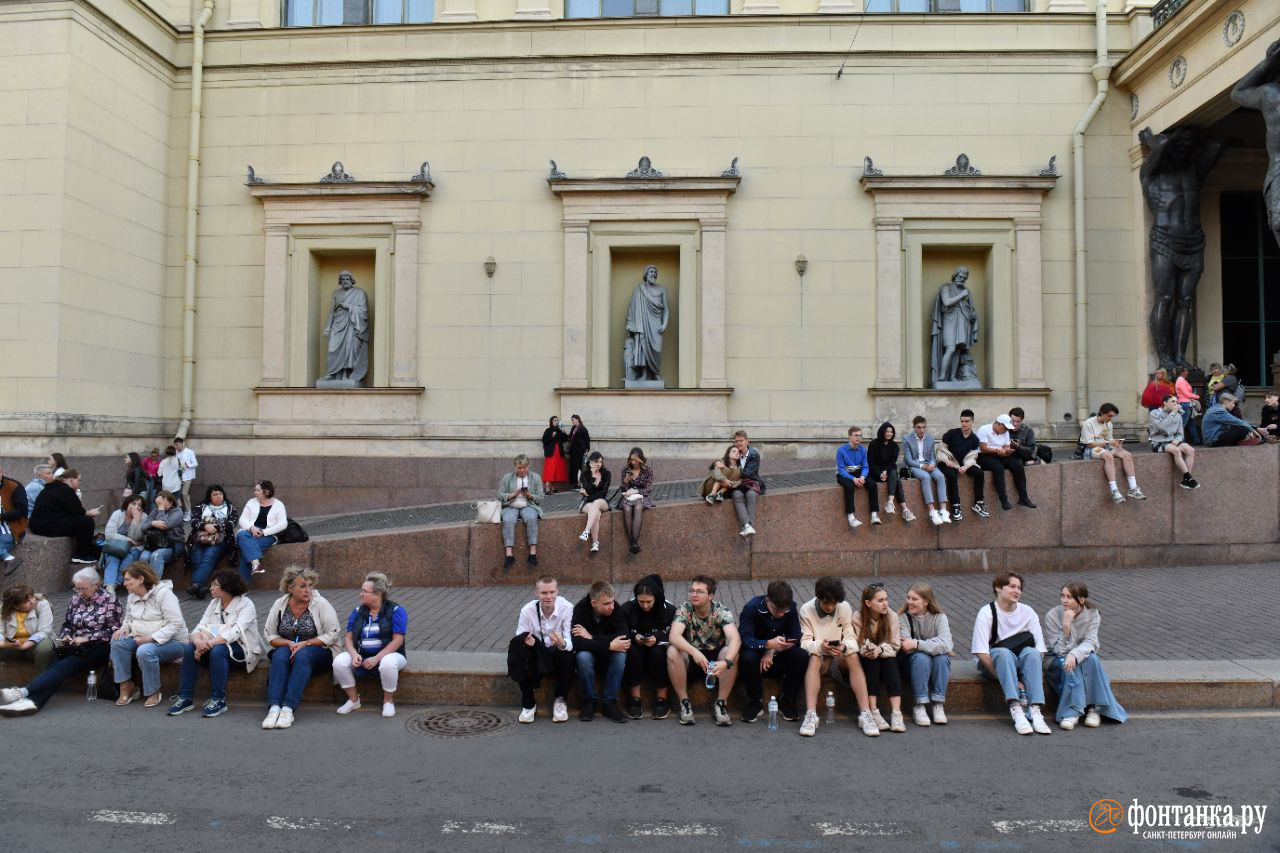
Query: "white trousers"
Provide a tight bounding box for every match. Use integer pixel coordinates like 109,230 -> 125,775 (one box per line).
333,651 -> 407,693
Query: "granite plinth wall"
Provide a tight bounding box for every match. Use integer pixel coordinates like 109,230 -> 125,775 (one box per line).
218,446 -> 1280,589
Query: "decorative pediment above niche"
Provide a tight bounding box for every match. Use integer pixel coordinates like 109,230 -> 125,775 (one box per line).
547,156 -> 742,194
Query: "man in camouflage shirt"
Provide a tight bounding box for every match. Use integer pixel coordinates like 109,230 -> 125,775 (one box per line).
667,575 -> 740,727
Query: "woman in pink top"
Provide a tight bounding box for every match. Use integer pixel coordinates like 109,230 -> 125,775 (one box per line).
1174,367 -> 1201,446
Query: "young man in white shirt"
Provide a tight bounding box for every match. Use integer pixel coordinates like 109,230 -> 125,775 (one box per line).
975,414 -> 1036,512
1079,403 -> 1146,505
971,572 -> 1052,736
173,437 -> 198,518
513,576 -> 575,724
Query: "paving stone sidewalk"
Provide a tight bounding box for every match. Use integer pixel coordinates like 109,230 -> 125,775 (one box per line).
41,563 -> 1279,661
301,468 -> 837,536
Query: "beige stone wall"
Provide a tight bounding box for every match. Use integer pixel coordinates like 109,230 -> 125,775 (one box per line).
2,4 -> 1167,460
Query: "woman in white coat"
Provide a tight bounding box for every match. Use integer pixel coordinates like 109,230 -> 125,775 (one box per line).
235,480 -> 288,579
110,562 -> 189,707
168,569 -> 264,718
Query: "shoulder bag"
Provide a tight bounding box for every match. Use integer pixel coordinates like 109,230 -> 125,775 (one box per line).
474,500 -> 502,524
988,602 -> 1036,655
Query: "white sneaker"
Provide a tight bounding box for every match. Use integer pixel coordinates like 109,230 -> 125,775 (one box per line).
931,704 -> 947,725
590,542 -> 599,553
0,687 -> 23,705
1060,716 -> 1078,730
275,707 -> 294,729
799,710 -> 818,736
901,506 -> 916,523
941,510 -> 952,524
0,698 -> 37,716
1127,487 -> 1147,501
928,509 -> 941,526
1084,707 -> 1102,728
552,698 -> 569,723
889,710 -> 906,732
262,705 -> 281,729
519,706 -> 536,723
884,498 -> 895,515
743,524 -> 756,536
382,702 -> 395,718
336,698 -> 361,715
912,704 -> 931,727
1010,705 -> 1032,735
848,515 -> 863,529
870,512 -> 881,526
1110,490 -> 1126,504
858,710 -> 880,737
1029,706 -> 1052,735
871,708 -> 890,731
579,530 -> 589,541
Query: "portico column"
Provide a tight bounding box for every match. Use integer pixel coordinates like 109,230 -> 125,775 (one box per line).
1014,219 -> 1046,387
700,218 -> 728,388
391,222 -> 420,387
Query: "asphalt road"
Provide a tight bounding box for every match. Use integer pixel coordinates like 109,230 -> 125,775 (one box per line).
2,703 -> 1277,852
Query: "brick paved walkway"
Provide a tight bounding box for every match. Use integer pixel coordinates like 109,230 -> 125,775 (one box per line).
302,468 -> 836,536
43,562 -> 1278,660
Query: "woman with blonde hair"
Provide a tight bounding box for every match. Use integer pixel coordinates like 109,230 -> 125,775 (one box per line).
1043,582 -> 1127,730
260,566 -> 341,730
852,583 -> 905,733
897,582 -> 954,727
333,572 -> 409,719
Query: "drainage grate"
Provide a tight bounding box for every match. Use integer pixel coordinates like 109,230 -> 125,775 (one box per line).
405,708 -> 516,739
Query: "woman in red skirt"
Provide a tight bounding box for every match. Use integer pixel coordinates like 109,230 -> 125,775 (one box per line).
541,416 -> 569,493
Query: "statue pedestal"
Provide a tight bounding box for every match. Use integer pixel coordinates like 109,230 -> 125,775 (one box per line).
315,378 -> 365,390
932,379 -> 983,391
623,378 -> 666,390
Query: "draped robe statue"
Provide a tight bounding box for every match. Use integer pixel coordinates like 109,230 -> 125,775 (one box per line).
930,266 -> 981,389
623,265 -> 670,388
318,270 -> 370,387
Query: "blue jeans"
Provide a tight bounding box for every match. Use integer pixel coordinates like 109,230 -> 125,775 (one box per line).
266,645 -> 332,710
907,465 -> 948,505
501,506 -> 539,548
139,544 -> 183,578
0,532 -> 14,560
27,643 -> 110,709
102,552 -> 129,585
110,636 -> 185,696
1180,402 -> 1202,445
906,651 -> 951,704
980,646 -> 1045,706
179,641 -> 245,701
189,543 -> 227,586
576,649 -> 626,704
1047,654 -> 1128,724
236,530 -> 277,581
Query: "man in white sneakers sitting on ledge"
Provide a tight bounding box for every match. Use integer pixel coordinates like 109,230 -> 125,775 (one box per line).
971,572 -> 1052,736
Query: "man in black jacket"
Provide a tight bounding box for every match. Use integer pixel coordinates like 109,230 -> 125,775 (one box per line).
29,469 -> 101,564
571,581 -> 631,723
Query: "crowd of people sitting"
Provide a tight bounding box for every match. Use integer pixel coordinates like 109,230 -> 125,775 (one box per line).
507,571 -> 1125,737
0,565 -> 404,725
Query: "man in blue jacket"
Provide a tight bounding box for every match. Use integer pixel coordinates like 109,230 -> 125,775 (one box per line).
1202,393 -> 1267,447
738,581 -> 805,724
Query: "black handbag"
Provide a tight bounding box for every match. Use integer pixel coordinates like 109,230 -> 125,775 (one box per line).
277,519 -> 309,544
143,528 -> 169,551
988,603 -> 1036,655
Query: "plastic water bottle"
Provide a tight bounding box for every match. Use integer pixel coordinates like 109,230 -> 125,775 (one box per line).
767,696 -> 779,732
825,690 -> 836,725
1018,686 -> 1028,708
86,671 -> 97,702
705,662 -> 717,690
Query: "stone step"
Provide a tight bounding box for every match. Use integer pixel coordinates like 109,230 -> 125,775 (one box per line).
2,655 -> 1275,715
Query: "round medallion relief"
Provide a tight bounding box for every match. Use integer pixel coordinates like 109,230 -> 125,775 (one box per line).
1170,56 -> 1187,89
1223,11 -> 1245,47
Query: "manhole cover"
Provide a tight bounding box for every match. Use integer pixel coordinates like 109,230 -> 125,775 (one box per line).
405,708 -> 516,739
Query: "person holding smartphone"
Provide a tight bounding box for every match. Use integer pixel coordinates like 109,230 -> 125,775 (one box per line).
1078,403 -> 1146,504
621,574 -> 676,720
499,454 -> 544,570
797,577 -> 877,737
835,426 -> 869,529
738,580 -> 805,724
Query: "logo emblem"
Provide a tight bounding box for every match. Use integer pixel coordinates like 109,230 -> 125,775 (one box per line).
1090,799 -> 1125,834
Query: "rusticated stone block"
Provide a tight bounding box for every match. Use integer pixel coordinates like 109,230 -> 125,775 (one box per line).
1061,451 -> 1173,547
468,511 -> 612,587
938,462 -> 1062,550
607,498 -> 751,585
310,524 -> 470,588
1174,445 -> 1279,545
6,533 -> 75,591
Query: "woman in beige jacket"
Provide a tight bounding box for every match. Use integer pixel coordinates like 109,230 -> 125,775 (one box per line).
110,563 -> 189,707
260,565 -> 342,730
168,569 -> 265,719
853,583 -> 905,733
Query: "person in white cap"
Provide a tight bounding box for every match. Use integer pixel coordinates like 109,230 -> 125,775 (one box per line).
975,414 -> 1036,512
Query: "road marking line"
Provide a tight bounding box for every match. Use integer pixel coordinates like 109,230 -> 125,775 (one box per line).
813,821 -> 904,836
991,819 -> 1088,834
628,822 -> 719,837
441,820 -> 523,835
88,810 -> 176,825
265,816 -> 354,831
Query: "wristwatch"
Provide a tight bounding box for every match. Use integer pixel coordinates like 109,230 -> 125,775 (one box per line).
724,660 -> 734,670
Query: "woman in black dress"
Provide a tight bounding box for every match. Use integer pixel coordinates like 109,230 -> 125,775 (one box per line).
567,415 -> 591,490
577,452 -> 610,555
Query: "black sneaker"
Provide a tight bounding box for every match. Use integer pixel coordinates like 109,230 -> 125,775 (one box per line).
951,505 -> 963,522
629,544 -> 640,555
972,501 -> 991,519
1186,477 -> 1200,490
503,555 -> 515,569
999,499 -> 1013,511
602,701 -> 627,723
1018,498 -> 1037,509
626,697 -> 643,720
167,696 -> 195,716
579,702 -> 596,722
741,700 -> 763,723
778,697 -> 800,722
527,554 -> 538,567
652,698 -> 670,720
3,557 -> 21,576
1180,475 -> 1195,490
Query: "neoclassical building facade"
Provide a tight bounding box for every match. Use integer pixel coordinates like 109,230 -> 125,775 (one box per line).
0,0 -> 1276,510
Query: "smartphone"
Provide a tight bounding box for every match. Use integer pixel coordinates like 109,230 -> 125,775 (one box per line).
825,639 -> 841,647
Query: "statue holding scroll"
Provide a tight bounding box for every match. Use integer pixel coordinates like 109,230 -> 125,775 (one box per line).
623,265 -> 670,389
930,266 -> 981,389
317,270 -> 369,388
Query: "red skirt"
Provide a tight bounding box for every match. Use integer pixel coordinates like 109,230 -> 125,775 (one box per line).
543,446 -> 568,484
